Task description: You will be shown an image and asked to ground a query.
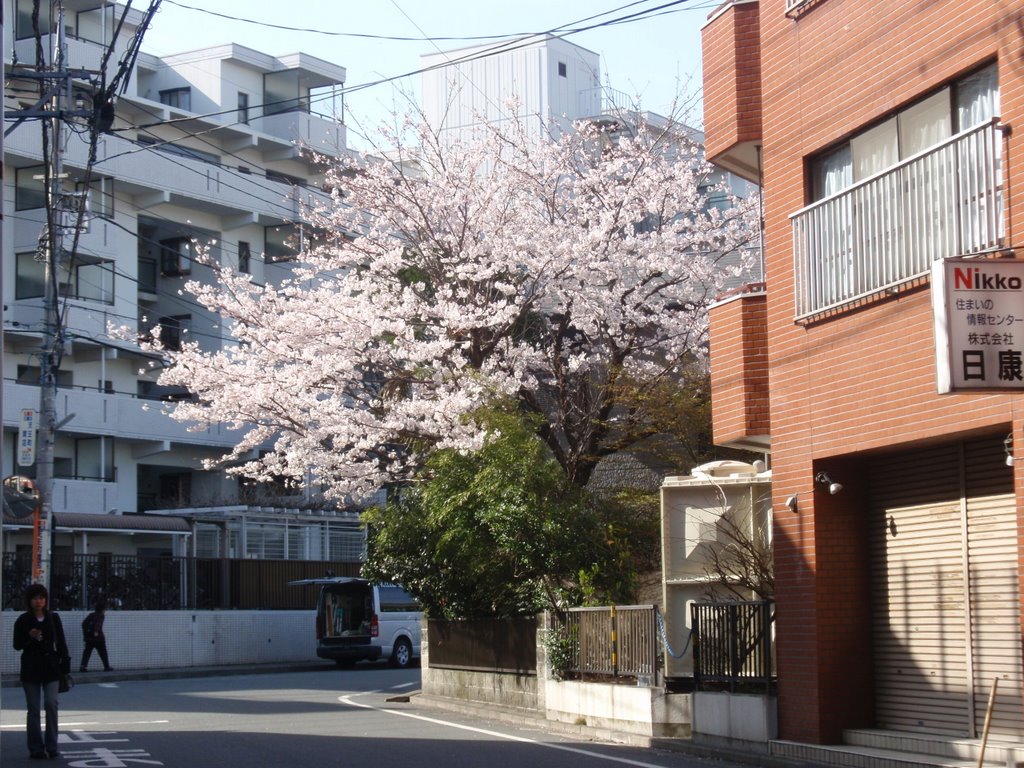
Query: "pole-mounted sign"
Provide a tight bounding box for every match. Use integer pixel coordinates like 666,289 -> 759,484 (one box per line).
18,408 -> 37,467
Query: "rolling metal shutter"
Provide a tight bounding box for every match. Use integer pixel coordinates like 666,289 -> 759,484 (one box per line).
963,439 -> 1024,738
868,438 -> 1022,739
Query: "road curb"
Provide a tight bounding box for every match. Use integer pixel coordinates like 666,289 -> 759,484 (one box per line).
1,662 -> 329,689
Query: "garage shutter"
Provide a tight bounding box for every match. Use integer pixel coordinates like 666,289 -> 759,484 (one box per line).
868,438 -> 1023,739
869,444 -> 970,735
963,439 -> 1024,738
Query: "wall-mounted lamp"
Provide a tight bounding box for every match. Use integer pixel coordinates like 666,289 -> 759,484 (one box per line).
784,494 -> 799,512
815,472 -> 843,495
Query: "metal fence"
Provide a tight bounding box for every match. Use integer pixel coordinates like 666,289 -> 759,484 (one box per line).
2,552 -> 359,611
691,600 -> 774,693
556,605 -> 659,681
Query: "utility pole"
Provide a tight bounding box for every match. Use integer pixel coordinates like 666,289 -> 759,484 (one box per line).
5,0 -> 160,595
32,1 -> 70,593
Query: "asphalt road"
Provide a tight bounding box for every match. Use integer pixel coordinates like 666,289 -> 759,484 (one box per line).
1,666 -> 753,768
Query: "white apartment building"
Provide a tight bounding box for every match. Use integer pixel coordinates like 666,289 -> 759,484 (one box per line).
2,0 -> 363,565
421,34 -> 605,144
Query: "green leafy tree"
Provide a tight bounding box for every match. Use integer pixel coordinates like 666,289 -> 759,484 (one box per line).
362,409 -> 637,617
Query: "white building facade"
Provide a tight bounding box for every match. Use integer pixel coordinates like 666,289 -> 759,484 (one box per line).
2,0 -> 363,567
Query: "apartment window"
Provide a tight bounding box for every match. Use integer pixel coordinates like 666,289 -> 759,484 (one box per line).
159,87 -> 191,111
15,0 -> 52,39
238,241 -> 251,273
263,70 -> 310,116
75,437 -> 114,482
159,237 -> 193,276
158,315 -> 191,351
138,256 -> 158,294
265,224 -> 295,263
71,257 -> 115,303
15,166 -> 46,210
15,252 -> 113,303
15,252 -> 45,299
76,176 -> 114,219
159,472 -> 192,506
265,223 -> 326,263
558,61 -> 567,77
238,92 -> 250,124
810,63 -> 998,202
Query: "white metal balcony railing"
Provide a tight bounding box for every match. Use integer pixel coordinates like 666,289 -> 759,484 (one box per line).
790,119 -> 1004,318
785,0 -> 817,16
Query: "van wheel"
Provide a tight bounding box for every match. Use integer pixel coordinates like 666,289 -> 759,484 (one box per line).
391,638 -> 413,668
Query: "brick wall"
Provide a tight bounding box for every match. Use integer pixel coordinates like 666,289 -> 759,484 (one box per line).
703,0 -> 1024,745
702,0 -> 762,163
709,288 -> 769,447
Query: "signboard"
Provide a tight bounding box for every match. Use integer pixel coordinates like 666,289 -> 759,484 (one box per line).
933,258 -> 1024,393
18,409 -> 37,466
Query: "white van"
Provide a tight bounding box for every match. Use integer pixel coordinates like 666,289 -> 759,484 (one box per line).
289,577 -> 422,668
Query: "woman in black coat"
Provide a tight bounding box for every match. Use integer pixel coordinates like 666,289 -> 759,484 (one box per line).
12,583 -> 70,759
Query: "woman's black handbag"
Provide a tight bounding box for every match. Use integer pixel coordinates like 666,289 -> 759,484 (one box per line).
59,673 -> 74,693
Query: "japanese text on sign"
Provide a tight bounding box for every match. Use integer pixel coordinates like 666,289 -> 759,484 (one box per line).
934,258 -> 1024,392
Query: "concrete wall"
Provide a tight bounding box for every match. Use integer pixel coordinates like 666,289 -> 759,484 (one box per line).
692,691 -> 777,746
420,615 -> 693,737
1,610 -> 317,675
544,679 -> 691,737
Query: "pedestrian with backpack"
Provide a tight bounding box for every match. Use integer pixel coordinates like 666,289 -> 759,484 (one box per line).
80,598 -> 112,672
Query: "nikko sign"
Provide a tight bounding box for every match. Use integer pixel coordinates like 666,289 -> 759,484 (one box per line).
933,258 -> 1024,393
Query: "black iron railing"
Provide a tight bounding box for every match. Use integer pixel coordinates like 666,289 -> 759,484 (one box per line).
2,552 -> 359,611
691,600 -> 775,693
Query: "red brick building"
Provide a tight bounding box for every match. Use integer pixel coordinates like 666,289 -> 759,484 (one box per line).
703,0 -> 1024,746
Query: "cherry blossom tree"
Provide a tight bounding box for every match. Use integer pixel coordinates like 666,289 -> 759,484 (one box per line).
158,113 -> 757,502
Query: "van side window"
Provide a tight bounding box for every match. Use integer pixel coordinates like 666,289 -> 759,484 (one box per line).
378,585 -> 421,612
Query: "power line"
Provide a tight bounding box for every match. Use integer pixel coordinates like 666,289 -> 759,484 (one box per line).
161,0 -> 690,42
102,0 -> 701,134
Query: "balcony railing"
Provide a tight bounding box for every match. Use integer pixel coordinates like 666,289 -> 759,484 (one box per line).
791,118 -> 1004,318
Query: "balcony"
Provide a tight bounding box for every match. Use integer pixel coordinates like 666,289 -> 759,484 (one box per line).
2,381 -> 246,449
4,119 -> 328,223
790,119 -> 1004,319
700,0 -> 762,183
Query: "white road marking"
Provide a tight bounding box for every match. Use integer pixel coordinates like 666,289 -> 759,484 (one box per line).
1,720 -> 170,730
339,692 -> 671,768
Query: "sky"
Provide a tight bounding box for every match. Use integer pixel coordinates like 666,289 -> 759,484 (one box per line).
139,0 -> 719,148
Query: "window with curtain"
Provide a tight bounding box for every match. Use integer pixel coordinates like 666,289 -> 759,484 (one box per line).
810,63 -> 998,201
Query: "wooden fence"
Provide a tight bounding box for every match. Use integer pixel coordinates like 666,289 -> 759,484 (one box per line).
428,616 -> 537,674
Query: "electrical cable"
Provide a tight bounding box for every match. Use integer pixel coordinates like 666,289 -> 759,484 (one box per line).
656,608 -> 692,659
